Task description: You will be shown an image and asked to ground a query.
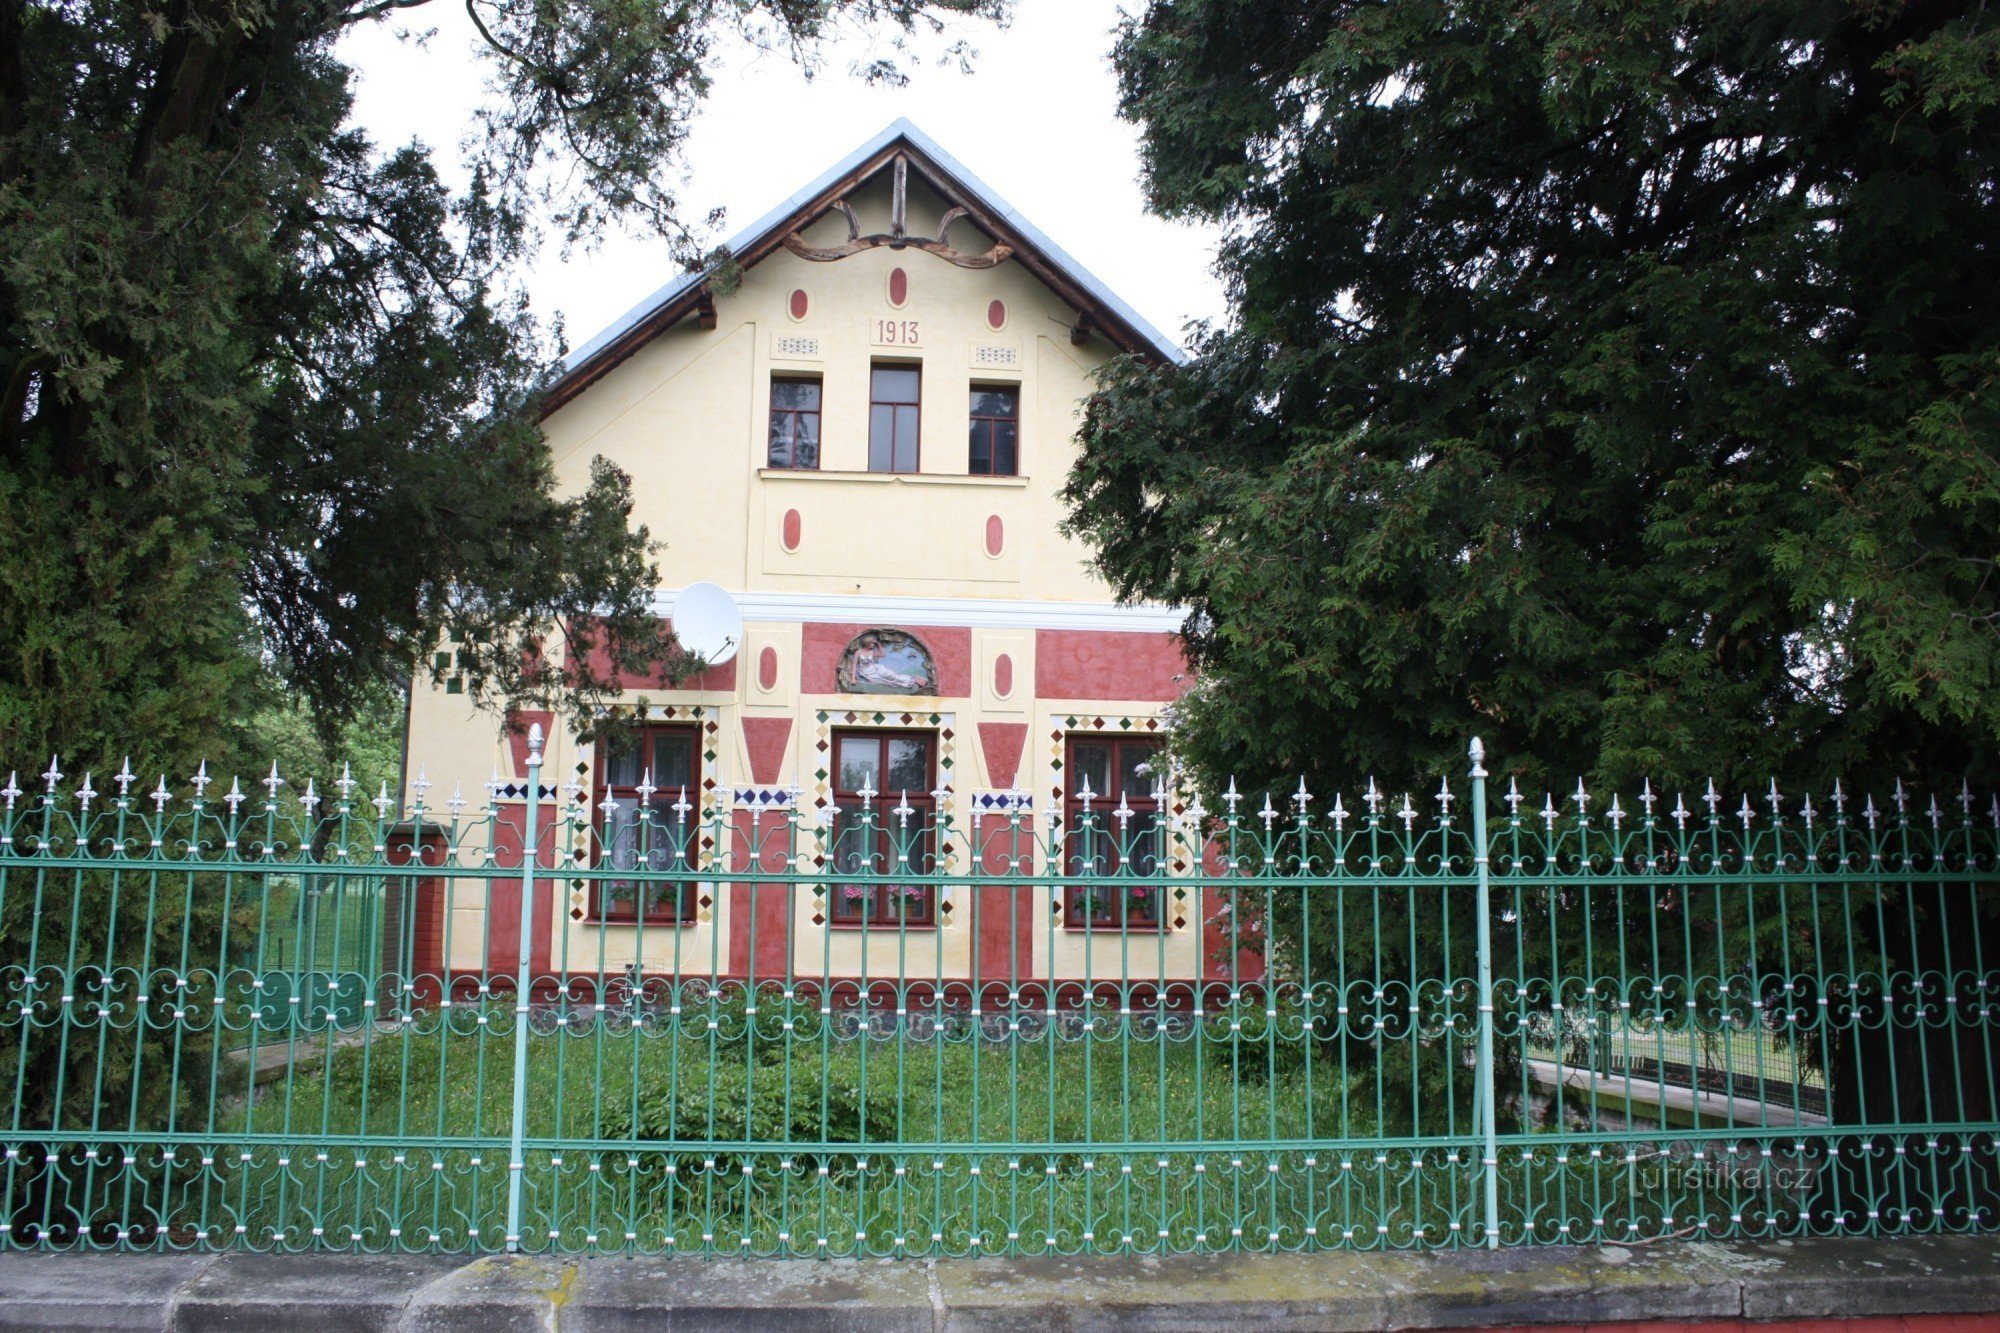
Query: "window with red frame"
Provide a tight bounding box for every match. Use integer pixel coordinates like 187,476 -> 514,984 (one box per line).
828,729 -> 937,926
592,725 -> 699,923
967,385 -> 1018,475
1063,736 -> 1163,929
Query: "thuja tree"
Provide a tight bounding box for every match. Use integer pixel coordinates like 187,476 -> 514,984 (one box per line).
0,0 -> 997,1176
1070,1 -> 2000,1140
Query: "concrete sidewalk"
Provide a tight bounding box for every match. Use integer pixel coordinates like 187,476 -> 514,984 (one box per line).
0,1234 -> 1995,1331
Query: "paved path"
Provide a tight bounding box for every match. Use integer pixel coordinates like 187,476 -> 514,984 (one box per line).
0,1234 -> 1993,1330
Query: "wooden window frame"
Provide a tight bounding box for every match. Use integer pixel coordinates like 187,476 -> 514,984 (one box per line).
867,362 -> 922,474
768,374 -> 822,470
589,723 -> 701,925
967,384 -> 1019,476
1062,735 -> 1165,931
828,728 -> 938,928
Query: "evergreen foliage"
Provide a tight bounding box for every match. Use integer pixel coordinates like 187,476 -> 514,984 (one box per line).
1072,0 -> 2000,798
1072,0 -> 2000,1137
0,0 -> 997,1174
0,0 -> 999,777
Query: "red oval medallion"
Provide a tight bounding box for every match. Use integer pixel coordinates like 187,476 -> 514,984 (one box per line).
888,267 -> 908,307
985,514 -> 1004,557
986,298 -> 1006,330
788,288 -> 809,320
758,646 -> 779,692
993,653 -> 1013,698
782,508 -> 802,551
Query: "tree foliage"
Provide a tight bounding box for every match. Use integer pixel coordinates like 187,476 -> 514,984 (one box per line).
0,0 -> 998,1174
1073,0 -> 2000,799
0,0 -> 999,781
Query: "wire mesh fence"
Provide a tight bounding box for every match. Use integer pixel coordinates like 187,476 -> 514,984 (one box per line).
0,740 -> 1994,1254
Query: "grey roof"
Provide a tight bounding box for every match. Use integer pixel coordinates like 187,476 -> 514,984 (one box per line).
556,118 -> 1184,385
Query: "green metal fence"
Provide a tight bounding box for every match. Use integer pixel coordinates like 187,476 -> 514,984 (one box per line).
0,737 -> 1994,1255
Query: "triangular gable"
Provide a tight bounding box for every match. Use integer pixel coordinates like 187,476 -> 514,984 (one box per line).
544,119 -> 1181,416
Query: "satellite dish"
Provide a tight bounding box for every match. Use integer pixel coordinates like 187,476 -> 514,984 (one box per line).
672,582 -> 742,666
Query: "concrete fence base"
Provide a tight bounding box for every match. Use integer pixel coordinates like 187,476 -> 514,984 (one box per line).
0,1236 -> 1994,1331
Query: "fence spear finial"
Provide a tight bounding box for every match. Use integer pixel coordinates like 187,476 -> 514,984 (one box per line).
42,755 -> 62,793
149,774 -> 169,814
263,760 -> 285,803
224,776 -> 245,815
335,762 -> 356,801
115,758 -> 135,798
526,722 -> 545,765
302,779 -> 321,816
192,759 -> 211,799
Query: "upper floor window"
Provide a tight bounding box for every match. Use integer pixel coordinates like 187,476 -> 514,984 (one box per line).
768,376 -> 821,469
1062,736 -> 1163,930
968,386 -> 1019,476
868,364 -> 921,473
592,725 -> 700,924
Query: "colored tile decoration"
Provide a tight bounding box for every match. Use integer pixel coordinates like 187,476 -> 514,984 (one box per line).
811,708 -> 957,910
561,706 -> 724,925
732,786 -> 797,810
1051,713 -> 1189,919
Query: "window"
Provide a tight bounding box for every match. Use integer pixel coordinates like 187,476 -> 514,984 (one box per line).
768,376 -> 821,469
1063,737 -> 1163,929
968,386 -> 1019,476
828,730 -> 936,926
592,725 -> 700,923
868,364 -> 921,473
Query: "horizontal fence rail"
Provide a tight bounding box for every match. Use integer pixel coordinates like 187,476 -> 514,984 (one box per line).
0,738 -> 1995,1255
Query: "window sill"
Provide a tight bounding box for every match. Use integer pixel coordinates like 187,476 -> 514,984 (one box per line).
827,920 -> 940,932
1062,923 -> 1169,934
760,468 -> 1028,488
585,917 -> 698,929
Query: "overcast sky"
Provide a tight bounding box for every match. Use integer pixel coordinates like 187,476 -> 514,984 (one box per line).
339,1 -> 1228,356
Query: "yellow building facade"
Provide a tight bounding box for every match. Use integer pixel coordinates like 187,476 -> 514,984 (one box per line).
405,122 -> 1227,993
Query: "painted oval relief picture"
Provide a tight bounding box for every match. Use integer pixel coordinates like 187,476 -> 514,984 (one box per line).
836,628 -> 938,695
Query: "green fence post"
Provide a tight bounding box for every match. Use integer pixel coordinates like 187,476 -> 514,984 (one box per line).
1469,736 -> 1500,1249
505,723 -> 544,1253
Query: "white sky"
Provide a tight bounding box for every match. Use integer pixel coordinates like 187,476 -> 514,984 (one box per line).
339,1 -> 1227,356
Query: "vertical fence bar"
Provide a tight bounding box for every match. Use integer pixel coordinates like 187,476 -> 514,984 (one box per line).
505,724 -> 544,1252
1469,737 -> 1499,1249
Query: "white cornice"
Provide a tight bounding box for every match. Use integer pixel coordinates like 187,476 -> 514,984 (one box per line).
649,589 -> 1185,635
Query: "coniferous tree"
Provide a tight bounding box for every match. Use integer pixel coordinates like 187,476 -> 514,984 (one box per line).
1071,1 -> 2000,1140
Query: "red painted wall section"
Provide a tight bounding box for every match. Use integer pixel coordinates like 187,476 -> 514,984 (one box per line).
968,807 -> 1036,993
801,622 -> 971,696
488,802 -> 561,981
1034,629 -> 1188,702
977,722 -> 1028,789
503,710 -> 554,777
387,830 -> 450,1002
574,619 -> 738,691
740,717 -> 793,784
1198,835 -> 1267,988
726,807 -> 793,980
